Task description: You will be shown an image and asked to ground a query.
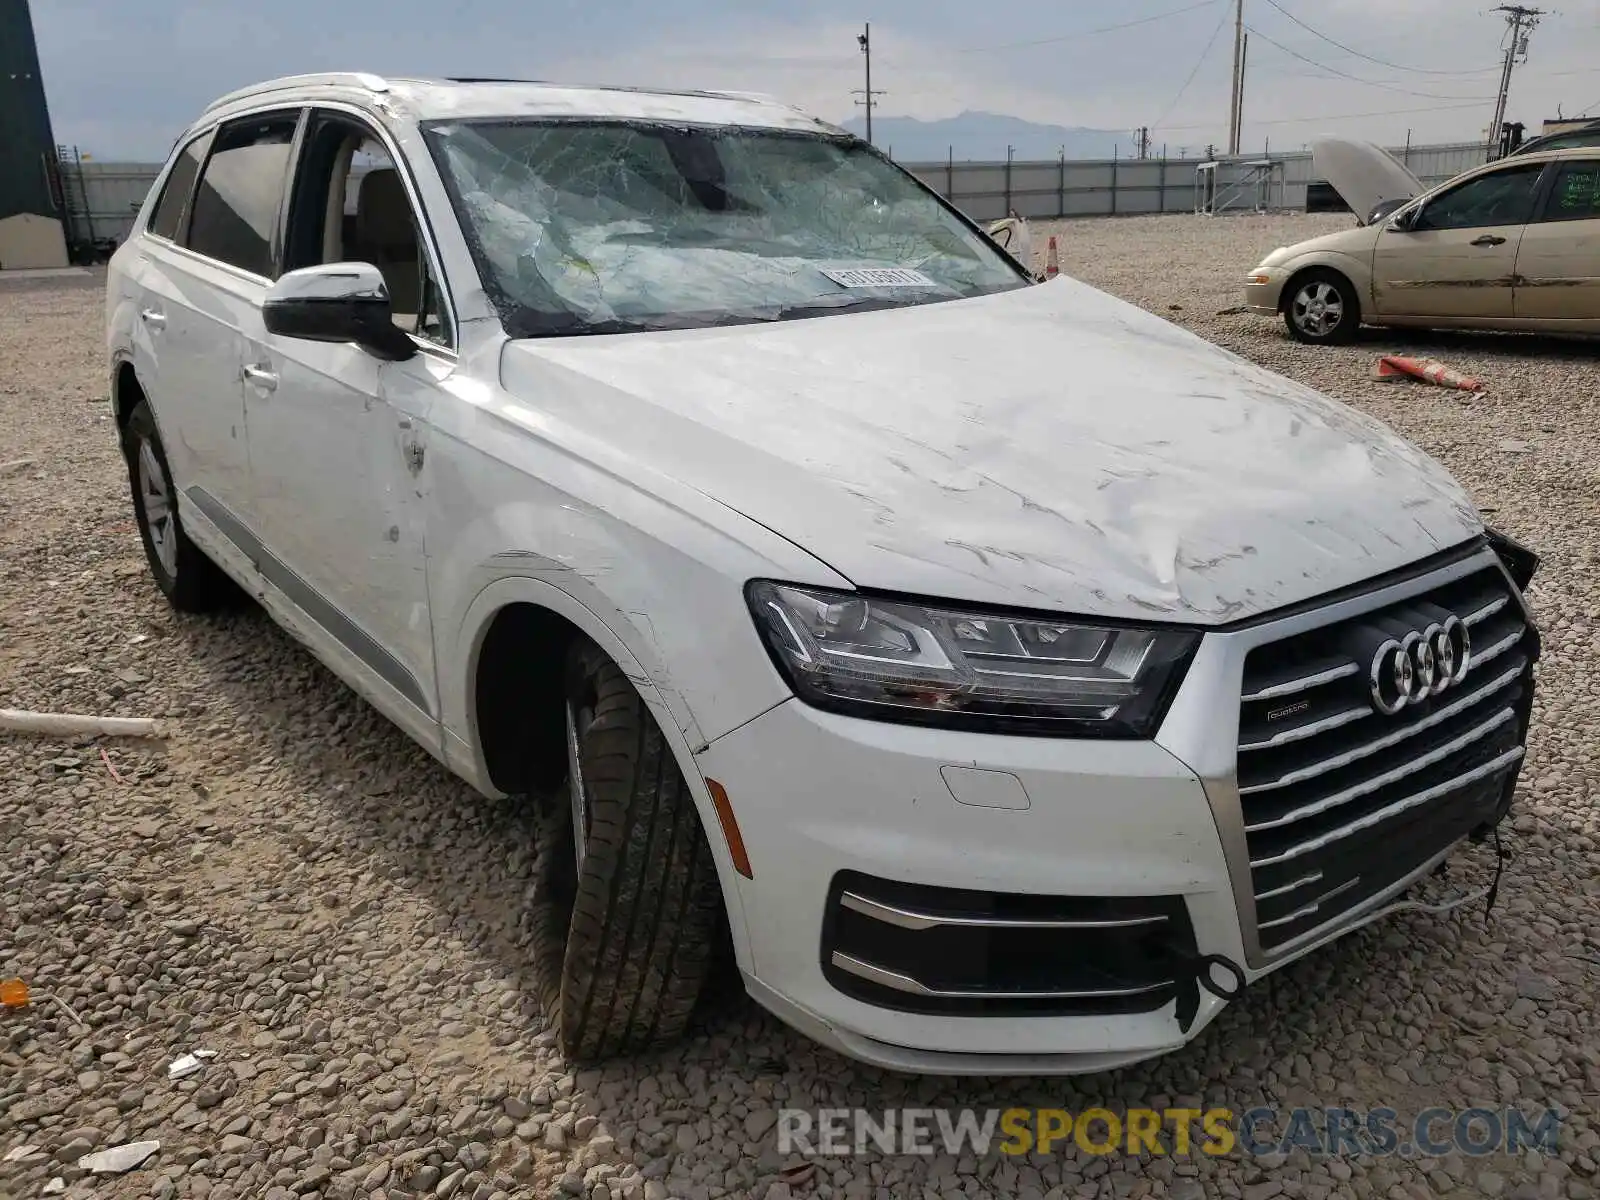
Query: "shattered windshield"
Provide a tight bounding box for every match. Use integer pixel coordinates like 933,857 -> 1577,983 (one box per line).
422,119 -> 1029,336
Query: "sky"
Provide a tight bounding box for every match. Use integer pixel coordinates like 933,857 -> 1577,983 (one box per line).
29,0 -> 1600,162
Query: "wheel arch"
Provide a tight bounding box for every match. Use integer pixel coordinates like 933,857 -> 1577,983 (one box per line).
1277,256 -> 1369,317
111,356 -> 144,429
457,575 -> 703,800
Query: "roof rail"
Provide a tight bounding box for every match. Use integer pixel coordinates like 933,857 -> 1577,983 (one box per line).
202,72 -> 391,115
704,89 -> 781,105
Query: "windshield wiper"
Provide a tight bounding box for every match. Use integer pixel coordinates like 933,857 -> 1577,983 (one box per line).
503,290 -> 973,338
503,310 -> 650,338
770,293 -> 942,322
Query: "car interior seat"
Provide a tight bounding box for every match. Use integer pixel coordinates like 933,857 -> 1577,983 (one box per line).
354,168 -> 421,322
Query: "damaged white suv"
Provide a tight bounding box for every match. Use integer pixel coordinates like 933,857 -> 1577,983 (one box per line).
107,74 -> 1541,1074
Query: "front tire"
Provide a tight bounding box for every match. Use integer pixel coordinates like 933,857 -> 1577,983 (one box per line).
1283,269 -> 1360,345
121,399 -> 235,612
535,639 -> 725,1060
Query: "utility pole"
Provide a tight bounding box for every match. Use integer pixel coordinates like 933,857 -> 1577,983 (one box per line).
1233,31 -> 1249,155
853,23 -> 887,145
1136,126 -> 1151,159
1488,6 -> 1543,158
1226,0 -> 1244,156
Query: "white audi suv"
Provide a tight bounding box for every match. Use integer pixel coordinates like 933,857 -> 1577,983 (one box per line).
106,73 -> 1541,1074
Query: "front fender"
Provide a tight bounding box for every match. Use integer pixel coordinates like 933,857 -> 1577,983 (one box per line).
1274,250 -> 1376,311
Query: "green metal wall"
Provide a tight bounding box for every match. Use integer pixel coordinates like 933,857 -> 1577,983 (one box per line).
0,0 -> 61,222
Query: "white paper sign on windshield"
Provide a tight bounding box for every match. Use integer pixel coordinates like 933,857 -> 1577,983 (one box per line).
819,267 -> 940,289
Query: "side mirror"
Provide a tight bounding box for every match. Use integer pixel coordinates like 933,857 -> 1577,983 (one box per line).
262,263 -> 416,362
1388,207 -> 1418,232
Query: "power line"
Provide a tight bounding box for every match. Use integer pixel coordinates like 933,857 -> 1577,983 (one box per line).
953,0 -> 1222,54
1151,3 -> 1234,131
1257,0 -> 1501,76
1245,25 -> 1497,100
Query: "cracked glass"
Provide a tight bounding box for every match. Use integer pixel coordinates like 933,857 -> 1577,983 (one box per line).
423,119 -> 1029,336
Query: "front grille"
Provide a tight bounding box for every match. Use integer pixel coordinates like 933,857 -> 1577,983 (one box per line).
1237,564 -> 1535,952
821,872 -> 1196,1016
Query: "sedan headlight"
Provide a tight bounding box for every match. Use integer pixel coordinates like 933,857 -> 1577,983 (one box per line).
746,581 -> 1200,737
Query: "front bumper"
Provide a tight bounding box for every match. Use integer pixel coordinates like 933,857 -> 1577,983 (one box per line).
697,544 -> 1535,1073
1244,273 -> 1285,315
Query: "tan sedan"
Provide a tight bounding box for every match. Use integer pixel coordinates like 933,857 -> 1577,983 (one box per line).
1245,145 -> 1600,343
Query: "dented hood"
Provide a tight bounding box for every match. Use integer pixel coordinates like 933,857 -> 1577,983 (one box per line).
500,278 -> 1482,624
1311,136 -> 1425,224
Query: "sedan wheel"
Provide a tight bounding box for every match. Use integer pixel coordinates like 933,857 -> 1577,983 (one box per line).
1284,271 -> 1359,344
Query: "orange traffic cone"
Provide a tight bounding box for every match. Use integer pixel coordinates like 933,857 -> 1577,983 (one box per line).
1371,355 -> 1483,392
1045,236 -> 1060,279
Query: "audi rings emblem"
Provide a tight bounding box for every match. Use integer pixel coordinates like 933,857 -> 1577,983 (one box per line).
1369,617 -> 1471,715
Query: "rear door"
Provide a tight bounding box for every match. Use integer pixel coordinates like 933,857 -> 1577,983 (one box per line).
1513,158 -> 1600,324
140,110 -> 302,543
125,130 -> 214,493
1371,161 -> 1546,320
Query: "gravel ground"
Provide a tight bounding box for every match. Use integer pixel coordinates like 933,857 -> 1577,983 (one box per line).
3,217 -> 1600,1200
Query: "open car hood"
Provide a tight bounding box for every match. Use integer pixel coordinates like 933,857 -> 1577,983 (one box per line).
1311,137 -> 1425,225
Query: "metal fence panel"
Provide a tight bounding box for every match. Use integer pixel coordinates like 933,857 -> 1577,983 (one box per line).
80,162 -> 158,243
904,139 -> 1492,223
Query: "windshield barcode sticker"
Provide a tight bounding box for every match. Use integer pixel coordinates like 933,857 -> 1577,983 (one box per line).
820,267 -> 939,289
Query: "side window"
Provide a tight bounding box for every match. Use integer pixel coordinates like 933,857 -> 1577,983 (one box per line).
147,131 -> 212,241
1536,161 -> 1600,223
283,112 -> 452,348
186,112 -> 300,278
1413,164 -> 1545,232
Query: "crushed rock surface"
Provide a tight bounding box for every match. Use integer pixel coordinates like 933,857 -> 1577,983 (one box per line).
3,221 -> 1598,1199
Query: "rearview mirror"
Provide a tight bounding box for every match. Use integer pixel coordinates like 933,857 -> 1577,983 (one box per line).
262,263 -> 416,362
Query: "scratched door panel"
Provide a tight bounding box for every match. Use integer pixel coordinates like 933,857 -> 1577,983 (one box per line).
1514,159 -> 1600,323
1371,225 -> 1524,320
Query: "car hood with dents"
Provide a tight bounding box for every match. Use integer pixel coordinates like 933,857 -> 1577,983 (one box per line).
499,277 -> 1483,624
1311,136 -> 1425,225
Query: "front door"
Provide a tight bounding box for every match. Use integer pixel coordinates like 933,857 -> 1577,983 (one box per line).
240,108 -> 453,722
1372,161 -> 1547,320
1514,157 -> 1600,323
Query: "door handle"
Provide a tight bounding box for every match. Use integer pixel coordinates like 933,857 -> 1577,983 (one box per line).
242,364 -> 278,391
1471,234 -> 1507,246
139,308 -> 166,329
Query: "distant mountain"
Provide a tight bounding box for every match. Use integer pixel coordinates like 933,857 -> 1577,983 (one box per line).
839,111 -> 1126,163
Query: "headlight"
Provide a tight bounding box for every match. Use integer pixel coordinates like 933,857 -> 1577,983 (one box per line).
746,581 -> 1200,737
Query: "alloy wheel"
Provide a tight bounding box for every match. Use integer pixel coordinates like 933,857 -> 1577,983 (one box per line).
1291,280 -> 1345,339
137,438 -> 179,578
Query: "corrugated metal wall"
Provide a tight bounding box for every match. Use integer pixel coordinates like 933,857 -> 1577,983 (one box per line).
87,139 -> 1493,245
900,141 -> 1491,223
72,162 -> 162,245
0,0 -> 60,222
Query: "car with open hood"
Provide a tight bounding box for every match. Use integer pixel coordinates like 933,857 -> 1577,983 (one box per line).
106,74 -> 1541,1074
1245,136 -> 1600,343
